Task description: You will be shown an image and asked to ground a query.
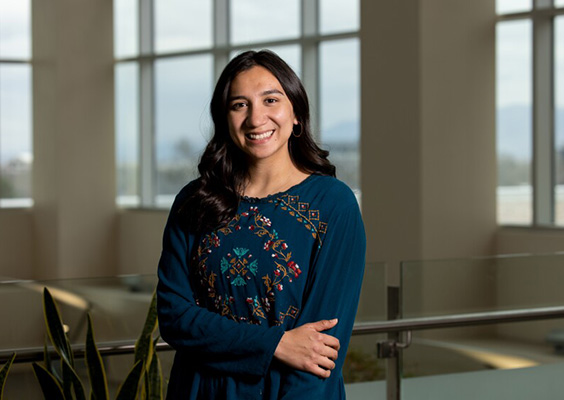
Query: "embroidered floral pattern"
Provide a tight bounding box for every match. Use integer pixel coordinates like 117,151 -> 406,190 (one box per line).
195,195 -> 328,326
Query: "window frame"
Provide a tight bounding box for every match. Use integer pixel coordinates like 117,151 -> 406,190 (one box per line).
496,1 -> 564,226
114,0 -> 360,209
0,1 -> 33,208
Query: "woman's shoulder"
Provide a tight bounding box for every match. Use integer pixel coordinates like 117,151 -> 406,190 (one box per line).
304,174 -> 359,208
171,178 -> 202,208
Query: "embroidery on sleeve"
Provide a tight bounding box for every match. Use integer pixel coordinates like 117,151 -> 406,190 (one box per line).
269,194 -> 328,246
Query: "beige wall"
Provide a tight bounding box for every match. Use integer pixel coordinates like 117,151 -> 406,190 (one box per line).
117,210 -> 168,275
1,0 -> 564,286
361,0 -> 497,272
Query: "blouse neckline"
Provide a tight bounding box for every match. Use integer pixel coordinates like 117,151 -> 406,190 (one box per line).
240,174 -> 317,203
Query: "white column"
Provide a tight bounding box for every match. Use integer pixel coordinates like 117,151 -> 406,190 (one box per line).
32,0 -> 117,278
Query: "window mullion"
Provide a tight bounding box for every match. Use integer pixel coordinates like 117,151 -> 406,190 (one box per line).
139,0 -> 155,206
214,0 -> 229,80
533,6 -> 555,225
302,0 -> 320,137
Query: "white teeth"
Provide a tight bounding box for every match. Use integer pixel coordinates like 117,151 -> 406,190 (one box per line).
248,130 -> 274,140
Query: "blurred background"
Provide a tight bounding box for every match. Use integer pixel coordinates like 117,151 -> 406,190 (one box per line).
3,1 -> 564,398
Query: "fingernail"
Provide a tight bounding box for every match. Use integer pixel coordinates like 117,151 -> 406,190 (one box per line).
332,318 -> 338,323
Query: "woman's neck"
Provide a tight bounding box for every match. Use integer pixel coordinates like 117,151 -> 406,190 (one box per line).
243,159 -> 309,199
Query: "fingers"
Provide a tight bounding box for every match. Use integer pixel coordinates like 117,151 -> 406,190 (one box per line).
273,319 -> 342,379
310,318 -> 338,332
321,332 -> 341,351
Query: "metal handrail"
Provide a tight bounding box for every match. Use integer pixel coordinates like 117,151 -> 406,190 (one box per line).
353,305 -> 564,334
3,304 -> 564,364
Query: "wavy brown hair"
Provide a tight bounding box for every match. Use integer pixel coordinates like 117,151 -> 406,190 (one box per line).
181,50 -> 335,233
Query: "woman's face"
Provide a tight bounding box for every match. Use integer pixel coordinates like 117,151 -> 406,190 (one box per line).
226,66 -> 298,166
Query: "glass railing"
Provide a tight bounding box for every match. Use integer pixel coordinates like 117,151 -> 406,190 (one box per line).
397,252 -> 564,399
0,263 -> 388,399
5,254 -> 564,399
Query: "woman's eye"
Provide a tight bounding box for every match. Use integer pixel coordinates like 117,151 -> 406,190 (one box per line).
265,98 -> 277,105
231,102 -> 246,110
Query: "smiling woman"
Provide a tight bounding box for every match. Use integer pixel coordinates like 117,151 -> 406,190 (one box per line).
157,50 -> 366,400
226,66 -> 299,182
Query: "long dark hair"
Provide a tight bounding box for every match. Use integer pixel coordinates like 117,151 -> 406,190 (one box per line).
181,50 -> 335,233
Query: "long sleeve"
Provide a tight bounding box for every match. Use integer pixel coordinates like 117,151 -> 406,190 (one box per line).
277,191 -> 366,398
157,188 -> 285,378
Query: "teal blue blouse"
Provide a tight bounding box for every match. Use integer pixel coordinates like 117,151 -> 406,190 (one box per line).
157,174 -> 366,399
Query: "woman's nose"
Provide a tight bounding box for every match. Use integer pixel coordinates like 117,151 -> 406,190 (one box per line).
246,104 -> 267,127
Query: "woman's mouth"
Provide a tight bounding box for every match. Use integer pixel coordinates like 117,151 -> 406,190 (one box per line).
247,130 -> 274,140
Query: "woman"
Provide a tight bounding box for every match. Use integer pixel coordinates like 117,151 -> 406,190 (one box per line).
157,50 -> 365,399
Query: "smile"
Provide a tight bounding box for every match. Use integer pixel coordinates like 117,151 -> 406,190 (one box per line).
246,130 -> 274,140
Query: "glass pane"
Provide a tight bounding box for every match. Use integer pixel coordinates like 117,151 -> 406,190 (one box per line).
230,0 -> 300,45
556,0 -> 564,7
496,0 -> 532,14
155,0 -> 212,53
320,39 -> 360,194
114,0 -> 138,58
556,17 -> 564,225
496,20 -> 532,225
320,0 -> 360,34
115,62 -> 140,207
0,0 -> 31,60
401,254 -> 564,382
0,64 -> 32,206
154,55 -> 213,207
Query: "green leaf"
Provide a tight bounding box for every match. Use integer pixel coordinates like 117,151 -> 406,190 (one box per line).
43,336 -> 62,384
32,362 -> 65,400
134,292 -> 158,366
63,358 -> 86,400
220,258 -> 229,273
233,247 -> 249,257
147,338 -> 163,400
115,361 -> 143,400
85,314 -> 109,400
0,353 -> 15,400
43,288 -> 73,367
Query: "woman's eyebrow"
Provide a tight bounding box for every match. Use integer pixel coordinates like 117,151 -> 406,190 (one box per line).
228,89 -> 285,102
261,89 -> 285,96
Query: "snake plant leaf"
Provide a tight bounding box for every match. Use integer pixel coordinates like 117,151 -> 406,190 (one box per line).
32,362 -> 65,400
147,338 -> 163,400
115,360 -> 144,400
62,358 -> 86,400
0,353 -> 15,400
134,292 -> 158,365
43,336 -> 62,384
85,314 -> 109,400
43,288 -> 74,367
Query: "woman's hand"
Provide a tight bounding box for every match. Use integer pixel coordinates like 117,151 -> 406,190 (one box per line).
273,319 -> 340,378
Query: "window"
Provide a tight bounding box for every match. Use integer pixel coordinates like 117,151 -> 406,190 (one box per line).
114,0 -> 360,208
496,1 -> 564,226
0,0 -> 32,207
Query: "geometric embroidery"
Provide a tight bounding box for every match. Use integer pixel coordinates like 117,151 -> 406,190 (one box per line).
221,247 -> 258,286
270,193 -> 328,246
278,305 -> 299,324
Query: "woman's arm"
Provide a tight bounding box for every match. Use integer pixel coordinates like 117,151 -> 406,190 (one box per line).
276,193 -> 366,398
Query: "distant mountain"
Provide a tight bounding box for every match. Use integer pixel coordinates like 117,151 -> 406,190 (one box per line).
497,105 -> 564,160
320,120 -> 359,144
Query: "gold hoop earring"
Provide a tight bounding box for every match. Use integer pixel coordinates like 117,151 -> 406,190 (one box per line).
292,123 -> 302,138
